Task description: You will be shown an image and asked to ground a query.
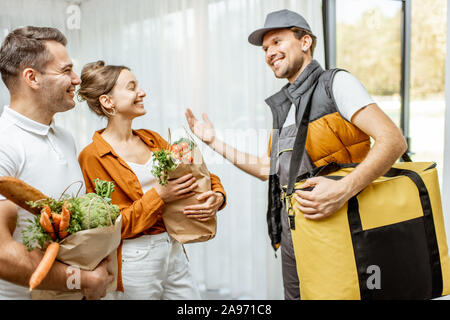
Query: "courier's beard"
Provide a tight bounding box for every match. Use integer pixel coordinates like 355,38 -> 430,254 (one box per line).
274,54 -> 304,81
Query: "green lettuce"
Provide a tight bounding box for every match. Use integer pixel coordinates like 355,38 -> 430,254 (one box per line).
75,193 -> 120,230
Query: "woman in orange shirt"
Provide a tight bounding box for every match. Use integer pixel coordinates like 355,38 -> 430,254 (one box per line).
77,61 -> 226,300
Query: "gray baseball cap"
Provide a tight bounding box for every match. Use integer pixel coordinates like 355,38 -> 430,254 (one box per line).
248,9 -> 314,46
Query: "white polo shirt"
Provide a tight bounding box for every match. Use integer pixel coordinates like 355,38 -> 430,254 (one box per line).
0,106 -> 85,300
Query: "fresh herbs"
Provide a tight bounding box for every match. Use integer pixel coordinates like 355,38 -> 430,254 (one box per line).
22,215 -> 52,251
93,179 -> 115,203
26,196 -> 70,214
151,149 -> 177,186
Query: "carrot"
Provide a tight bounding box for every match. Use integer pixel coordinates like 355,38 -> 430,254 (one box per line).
29,242 -> 60,291
58,202 -> 71,240
40,206 -> 56,241
51,212 -> 61,233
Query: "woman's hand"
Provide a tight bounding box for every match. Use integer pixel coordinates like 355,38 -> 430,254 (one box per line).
185,108 -> 216,145
154,174 -> 198,204
183,191 -> 224,222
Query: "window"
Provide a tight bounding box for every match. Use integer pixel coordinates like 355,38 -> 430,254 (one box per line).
335,0 -> 403,126
324,0 -> 447,180
409,0 -> 446,177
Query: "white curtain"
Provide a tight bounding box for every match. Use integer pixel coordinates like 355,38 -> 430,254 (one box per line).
0,0 -> 324,299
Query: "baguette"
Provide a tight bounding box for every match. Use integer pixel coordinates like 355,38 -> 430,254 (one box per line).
0,176 -> 48,215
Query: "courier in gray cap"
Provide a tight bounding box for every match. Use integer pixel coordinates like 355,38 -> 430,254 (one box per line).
249,9 -> 318,301
249,9 -> 317,83
185,9 -> 407,301
186,9 -> 320,300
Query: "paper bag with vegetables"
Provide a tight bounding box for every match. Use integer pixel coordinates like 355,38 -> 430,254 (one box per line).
152,131 -> 216,244
1,178 -> 122,300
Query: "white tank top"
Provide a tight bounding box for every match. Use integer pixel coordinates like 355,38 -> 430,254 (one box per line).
126,154 -> 157,193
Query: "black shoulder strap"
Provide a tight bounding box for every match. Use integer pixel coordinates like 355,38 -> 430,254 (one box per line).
286,81 -> 319,196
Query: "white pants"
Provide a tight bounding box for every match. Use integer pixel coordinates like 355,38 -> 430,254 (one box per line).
108,232 -> 200,300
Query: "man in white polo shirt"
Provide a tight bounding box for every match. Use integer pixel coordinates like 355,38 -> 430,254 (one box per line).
0,26 -> 113,299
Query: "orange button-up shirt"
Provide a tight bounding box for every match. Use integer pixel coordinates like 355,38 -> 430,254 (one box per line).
78,129 -> 227,291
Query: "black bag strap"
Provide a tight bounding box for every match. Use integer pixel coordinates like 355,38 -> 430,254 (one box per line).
288,154 -> 415,191
296,161 -> 436,184
286,82 -> 318,196
347,167 -> 443,299
401,152 -> 413,162
310,157 -> 430,178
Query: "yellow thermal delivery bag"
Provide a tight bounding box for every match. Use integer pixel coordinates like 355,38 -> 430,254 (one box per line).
284,161 -> 450,300
276,77 -> 449,300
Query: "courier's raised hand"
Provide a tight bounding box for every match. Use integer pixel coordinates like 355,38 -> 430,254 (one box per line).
185,108 -> 216,145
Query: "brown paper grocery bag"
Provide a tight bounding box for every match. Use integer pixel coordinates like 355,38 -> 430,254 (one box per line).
31,215 -> 122,300
162,145 -> 217,244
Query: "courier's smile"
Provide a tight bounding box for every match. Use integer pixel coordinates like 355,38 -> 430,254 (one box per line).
271,56 -> 285,69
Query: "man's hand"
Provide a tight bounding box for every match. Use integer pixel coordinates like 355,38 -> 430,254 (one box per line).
293,103 -> 408,221
80,256 -> 114,300
185,108 -> 216,145
294,177 -> 351,221
183,191 -> 224,222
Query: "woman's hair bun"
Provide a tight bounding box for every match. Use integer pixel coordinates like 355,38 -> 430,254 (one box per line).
86,60 -> 105,71
76,60 -> 129,117
80,60 -> 106,79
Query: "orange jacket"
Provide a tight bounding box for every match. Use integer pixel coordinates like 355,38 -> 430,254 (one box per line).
78,129 -> 227,291
268,112 -> 370,167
